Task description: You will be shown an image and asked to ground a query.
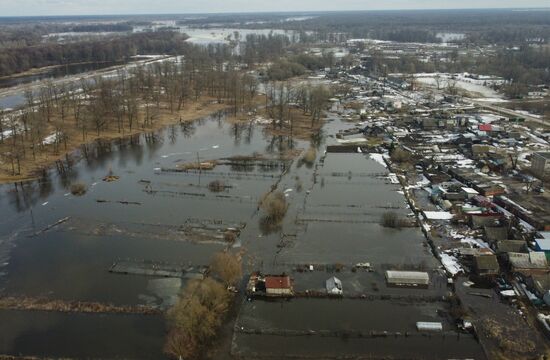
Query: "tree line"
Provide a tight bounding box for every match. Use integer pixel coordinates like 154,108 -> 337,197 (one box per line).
0,31 -> 190,77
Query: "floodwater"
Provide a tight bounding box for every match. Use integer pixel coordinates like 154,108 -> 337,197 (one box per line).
0,113 -> 300,358
0,60 -> 131,90
233,114 -> 486,359
0,108 -> 486,359
0,310 -> 165,359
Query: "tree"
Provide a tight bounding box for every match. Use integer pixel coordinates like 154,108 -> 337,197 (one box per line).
260,191 -> 288,222
210,252 -> 242,286
164,278 -> 231,360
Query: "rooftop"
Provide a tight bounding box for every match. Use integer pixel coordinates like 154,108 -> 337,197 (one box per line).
264,276 -> 292,290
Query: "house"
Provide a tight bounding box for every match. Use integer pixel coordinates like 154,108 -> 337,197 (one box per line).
534,239 -> 550,262
386,270 -> 429,287
531,152 -> 550,179
494,195 -> 550,231
508,252 -> 548,271
247,273 -> 294,297
495,240 -> 527,254
484,226 -> 508,243
326,276 -> 343,295
265,275 -> 293,296
470,213 -> 502,229
474,255 -> 500,276
461,187 -> 479,199
526,273 -> 550,298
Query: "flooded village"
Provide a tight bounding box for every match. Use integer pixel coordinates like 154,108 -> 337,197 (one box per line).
0,9 -> 549,360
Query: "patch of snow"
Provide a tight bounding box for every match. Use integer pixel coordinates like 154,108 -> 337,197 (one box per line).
423,211 -> 454,220
440,253 -> 464,276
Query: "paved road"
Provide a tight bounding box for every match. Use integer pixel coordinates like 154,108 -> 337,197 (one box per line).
471,100 -> 548,127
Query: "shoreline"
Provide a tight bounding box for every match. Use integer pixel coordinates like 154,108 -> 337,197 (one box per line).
0,99 -> 232,185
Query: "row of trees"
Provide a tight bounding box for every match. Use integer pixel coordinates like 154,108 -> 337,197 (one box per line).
265,82 -> 332,130
266,53 -> 336,81
164,252 -> 241,359
364,45 -> 550,98
0,31 -> 190,77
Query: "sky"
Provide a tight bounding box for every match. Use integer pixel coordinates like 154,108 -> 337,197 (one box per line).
1,0 -> 549,16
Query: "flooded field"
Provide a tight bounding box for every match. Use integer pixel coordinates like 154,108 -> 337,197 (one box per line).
0,113 -> 301,358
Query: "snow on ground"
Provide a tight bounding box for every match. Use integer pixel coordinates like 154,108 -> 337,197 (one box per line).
387,173 -> 399,184
406,175 -> 431,190
440,253 -> 464,276
477,113 -> 502,124
414,73 -> 504,99
43,133 -> 58,145
423,211 -> 454,220
369,153 -> 388,168
515,110 -> 542,119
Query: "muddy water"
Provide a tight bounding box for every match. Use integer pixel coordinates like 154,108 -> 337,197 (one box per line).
0,114 -> 300,358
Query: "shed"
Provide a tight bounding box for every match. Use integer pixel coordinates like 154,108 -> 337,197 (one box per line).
416,322 -> 443,332
529,274 -> 550,296
461,187 -> 479,199
484,226 -> 508,242
326,276 -> 343,295
474,255 -> 500,276
508,252 -> 548,270
385,271 -> 429,287
495,240 -> 527,254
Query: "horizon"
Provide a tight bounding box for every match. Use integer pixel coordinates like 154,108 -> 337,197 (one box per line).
1,1 -> 549,17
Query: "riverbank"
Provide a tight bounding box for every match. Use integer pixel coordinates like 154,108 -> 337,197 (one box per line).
0,98 -> 231,183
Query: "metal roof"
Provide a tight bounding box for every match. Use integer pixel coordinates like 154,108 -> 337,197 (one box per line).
386,271 -> 429,281
265,276 -> 291,289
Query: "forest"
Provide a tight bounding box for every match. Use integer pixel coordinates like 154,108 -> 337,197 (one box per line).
0,31 -> 190,77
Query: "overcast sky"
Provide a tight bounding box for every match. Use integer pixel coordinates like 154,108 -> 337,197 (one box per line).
1,0 -> 549,16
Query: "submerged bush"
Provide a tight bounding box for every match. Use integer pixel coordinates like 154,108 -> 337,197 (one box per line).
381,211 -> 408,228
70,182 -> 87,196
208,180 -> 226,192
301,147 -> 317,166
260,191 -> 288,223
